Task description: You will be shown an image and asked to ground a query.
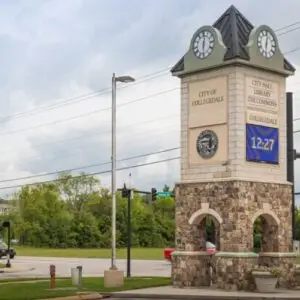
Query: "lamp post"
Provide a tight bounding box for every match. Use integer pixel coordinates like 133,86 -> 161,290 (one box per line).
111,73 -> 135,270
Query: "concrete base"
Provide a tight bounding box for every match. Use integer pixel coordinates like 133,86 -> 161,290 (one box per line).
104,269 -> 124,288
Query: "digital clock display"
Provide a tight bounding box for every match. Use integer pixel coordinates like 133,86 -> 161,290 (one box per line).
246,123 -> 279,164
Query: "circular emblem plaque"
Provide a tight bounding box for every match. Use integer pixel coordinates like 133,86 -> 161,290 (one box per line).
196,130 -> 219,159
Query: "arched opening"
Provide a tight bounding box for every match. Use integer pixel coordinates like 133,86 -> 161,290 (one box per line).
189,213 -> 220,251
252,213 -> 279,253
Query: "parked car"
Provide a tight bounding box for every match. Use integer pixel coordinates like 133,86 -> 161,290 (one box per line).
0,241 -> 16,259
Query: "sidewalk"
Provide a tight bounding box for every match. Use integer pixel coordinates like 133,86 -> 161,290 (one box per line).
0,266 -> 32,274
105,285 -> 300,299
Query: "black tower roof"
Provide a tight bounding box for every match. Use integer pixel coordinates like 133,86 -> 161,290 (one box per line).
171,5 -> 295,73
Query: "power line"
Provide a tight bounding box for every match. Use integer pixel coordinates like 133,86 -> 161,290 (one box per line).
278,26 -> 300,36
2,47 -> 297,136
1,20 -> 299,124
0,125 -> 179,163
275,21 -> 300,32
0,43 -> 296,137
0,116 -> 179,165
0,88 -> 179,136
293,116 -> 300,122
0,147 -> 180,184
3,109 -> 300,160
284,47 -> 300,55
0,156 -> 180,190
5,111 -> 300,184
0,121 -> 178,161
1,38 -> 299,137
18,124 -> 300,166
0,22 -> 299,190
0,67 -> 171,122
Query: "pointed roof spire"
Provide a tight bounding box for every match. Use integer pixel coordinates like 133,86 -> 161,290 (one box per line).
212,5 -> 254,61
171,5 -> 295,74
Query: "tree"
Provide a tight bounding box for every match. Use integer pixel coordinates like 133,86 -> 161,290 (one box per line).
163,185 -> 170,192
57,172 -> 100,213
7,173 -> 177,249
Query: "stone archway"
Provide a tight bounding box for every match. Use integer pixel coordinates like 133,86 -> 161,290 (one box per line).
188,203 -> 222,251
251,206 -> 280,253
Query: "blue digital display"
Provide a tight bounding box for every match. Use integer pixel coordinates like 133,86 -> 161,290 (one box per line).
246,123 -> 279,164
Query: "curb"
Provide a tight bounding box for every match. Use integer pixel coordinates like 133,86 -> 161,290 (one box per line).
40,292 -> 103,300
102,292 -> 300,300
0,268 -> 29,274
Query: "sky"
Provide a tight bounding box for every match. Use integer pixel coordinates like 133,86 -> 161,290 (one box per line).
0,0 -> 300,201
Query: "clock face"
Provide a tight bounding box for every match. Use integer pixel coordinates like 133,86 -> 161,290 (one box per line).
193,30 -> 215,59
257,30 -> 276,58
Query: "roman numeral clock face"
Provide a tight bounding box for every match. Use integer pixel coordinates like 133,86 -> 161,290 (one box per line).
257,30 -> 276,58
193,30 -> 215,59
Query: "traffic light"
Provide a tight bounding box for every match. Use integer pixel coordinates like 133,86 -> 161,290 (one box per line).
151,188 -> 157,202
122,184 -> 129,198
2,220 -> 10,228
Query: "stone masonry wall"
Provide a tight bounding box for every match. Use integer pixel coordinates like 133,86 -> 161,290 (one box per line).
172,252 -> 212,288
175,180 -> 292,253
215,255 -> 258,291
258,254 -> 297,288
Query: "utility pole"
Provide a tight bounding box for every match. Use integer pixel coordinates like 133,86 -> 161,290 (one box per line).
121,182 -> 132,278
127,173 -> 133,278
286,92 -> 300,243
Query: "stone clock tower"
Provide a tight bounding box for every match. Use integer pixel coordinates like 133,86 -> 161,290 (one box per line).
171,5 -> 296,291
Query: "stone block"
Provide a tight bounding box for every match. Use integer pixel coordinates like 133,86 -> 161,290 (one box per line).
171,251 -> 212,288
215,252 -> 258,291
103,269 -> 124,288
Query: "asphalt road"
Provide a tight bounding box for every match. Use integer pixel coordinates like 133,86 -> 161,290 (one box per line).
0,256 -> 171,278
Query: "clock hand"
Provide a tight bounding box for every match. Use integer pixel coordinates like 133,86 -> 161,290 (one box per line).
264,38 -> 267,52
202,38 -> 205,52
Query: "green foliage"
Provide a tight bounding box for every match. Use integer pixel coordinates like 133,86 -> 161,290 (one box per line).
3,174 -> 175,249
295,207 -> 300,241
252,265 -> 282,277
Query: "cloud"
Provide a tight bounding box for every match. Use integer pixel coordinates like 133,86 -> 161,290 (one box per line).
0,0 -> 299,198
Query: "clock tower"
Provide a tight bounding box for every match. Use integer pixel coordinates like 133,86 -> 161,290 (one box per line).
171,5 -> 296,291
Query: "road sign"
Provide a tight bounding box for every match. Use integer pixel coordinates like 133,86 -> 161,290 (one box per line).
156,192 -> 173,198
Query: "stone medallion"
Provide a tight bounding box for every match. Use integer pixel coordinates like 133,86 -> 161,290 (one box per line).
196,129 -> 218,159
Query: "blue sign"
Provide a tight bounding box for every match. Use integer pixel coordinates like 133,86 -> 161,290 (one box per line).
246,123 -> 279,164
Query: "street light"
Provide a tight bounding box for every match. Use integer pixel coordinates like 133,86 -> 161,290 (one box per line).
111,73 -> 135,270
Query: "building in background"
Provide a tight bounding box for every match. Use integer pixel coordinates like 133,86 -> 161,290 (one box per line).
0,199 -> 13,215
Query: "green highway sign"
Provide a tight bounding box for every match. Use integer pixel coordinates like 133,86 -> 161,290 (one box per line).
156,192 -> 174,198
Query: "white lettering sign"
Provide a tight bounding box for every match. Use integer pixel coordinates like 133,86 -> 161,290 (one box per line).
246,77 -> 279,112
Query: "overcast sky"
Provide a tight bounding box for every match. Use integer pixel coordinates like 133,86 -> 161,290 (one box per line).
0,0 -> 299,201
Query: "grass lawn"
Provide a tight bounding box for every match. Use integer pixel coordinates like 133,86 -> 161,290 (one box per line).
14,247 -> 165,260
0,276 -> 171,300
